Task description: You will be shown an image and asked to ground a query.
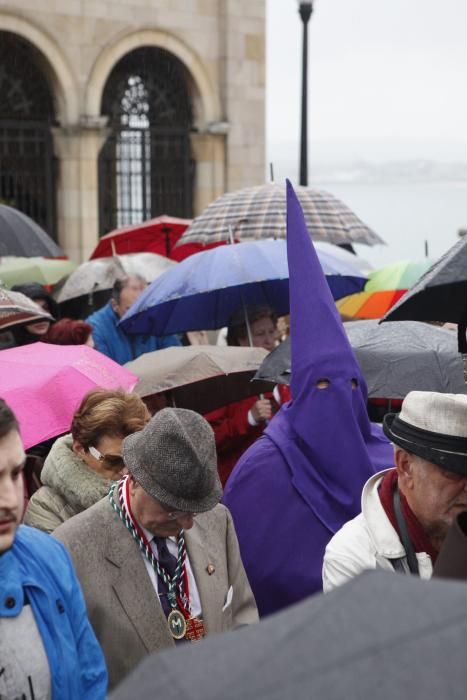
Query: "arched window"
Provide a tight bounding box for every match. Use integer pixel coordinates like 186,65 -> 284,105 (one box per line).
0,31 -> 57,239
99,47 -> 194,234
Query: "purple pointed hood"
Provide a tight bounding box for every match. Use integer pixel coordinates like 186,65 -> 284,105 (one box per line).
265,181 -> 390,533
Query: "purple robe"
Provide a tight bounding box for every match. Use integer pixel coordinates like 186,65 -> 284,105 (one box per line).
223,181 -> 394,616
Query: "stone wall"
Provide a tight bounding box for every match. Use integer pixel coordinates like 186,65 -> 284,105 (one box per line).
0,0 -> 265,260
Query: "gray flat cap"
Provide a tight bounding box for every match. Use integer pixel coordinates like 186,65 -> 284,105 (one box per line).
123,407 -> 222,512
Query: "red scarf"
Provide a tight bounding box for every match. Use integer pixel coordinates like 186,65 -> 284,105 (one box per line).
378,469 -> 438,564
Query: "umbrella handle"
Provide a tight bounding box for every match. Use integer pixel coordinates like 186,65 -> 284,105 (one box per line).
458,322 -> 467,354
258,392 -> 269,426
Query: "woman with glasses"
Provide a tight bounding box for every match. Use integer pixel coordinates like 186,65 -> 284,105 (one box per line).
24,389 -> 149,533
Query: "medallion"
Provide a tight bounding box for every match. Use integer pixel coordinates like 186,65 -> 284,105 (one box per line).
168,609 -> 187,640
185,616 -> 205,642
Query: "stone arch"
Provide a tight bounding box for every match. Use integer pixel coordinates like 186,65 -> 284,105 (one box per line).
0,12 -> 79,124
85,28 -> 221,128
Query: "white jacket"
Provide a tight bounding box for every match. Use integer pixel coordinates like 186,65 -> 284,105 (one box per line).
322,469 -> 433,592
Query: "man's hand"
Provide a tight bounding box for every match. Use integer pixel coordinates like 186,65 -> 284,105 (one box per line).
250,398 -> 273,423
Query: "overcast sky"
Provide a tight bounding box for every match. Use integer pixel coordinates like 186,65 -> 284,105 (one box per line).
266,0 -> 467,167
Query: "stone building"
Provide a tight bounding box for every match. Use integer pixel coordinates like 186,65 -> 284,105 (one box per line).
0,1 -> 265,260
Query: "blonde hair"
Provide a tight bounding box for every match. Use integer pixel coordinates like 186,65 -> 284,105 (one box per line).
71,389 -> 149,449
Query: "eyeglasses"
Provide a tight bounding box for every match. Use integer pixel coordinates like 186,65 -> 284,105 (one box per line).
88,446 -> 125,469
165,510 -> 198,521
159,502 -> 197,520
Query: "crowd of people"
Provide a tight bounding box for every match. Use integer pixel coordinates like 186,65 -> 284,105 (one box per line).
2,184 -> 467,698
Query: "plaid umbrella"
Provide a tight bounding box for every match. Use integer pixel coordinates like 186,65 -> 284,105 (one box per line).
0,287 -> 54,330
175,183 -> 385,248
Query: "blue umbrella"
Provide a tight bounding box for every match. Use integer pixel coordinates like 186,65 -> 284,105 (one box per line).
120,239 -> 366,336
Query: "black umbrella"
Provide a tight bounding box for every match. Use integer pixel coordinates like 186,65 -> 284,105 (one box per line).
253,321 -> 467,398
381,235 -> 467,352
433,511 -> 467,581
110,571 -> 467,700
0,204 -> 64,257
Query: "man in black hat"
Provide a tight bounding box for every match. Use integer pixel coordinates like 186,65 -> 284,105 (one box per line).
54,407 -> 258,690
323,391 -> 467,591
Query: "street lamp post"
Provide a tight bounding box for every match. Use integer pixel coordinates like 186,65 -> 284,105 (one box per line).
298,2 -> 313,186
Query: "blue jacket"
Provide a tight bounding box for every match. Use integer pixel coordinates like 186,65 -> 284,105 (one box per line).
0,525 -> 107,699
87,301 -> 181,365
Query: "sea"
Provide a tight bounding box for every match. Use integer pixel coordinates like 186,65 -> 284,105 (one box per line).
325,181 -> 467,270
270,152 -> 467,269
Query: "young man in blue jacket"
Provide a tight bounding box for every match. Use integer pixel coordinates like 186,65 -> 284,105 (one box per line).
0,398 -> 107,699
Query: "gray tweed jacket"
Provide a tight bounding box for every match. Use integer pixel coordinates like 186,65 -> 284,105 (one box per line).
53,497 -> 258,690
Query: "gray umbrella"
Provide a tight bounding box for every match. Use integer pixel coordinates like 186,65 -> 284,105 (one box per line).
0,204 -> 64,257
125,345 -> 271,415
54,253 -> 176,304
254,321 -> 466,398
110,571 -> 467,700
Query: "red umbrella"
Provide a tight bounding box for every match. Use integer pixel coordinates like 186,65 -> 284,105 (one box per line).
90,215 -> 192,260
91,216 -> 228,262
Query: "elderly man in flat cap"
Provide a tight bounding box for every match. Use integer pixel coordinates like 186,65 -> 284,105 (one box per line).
323,391 -> 467,591
54,408 -> 258,690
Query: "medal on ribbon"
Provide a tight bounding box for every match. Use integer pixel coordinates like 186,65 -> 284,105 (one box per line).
168,609 -> 187,640
108,478 -> 205,642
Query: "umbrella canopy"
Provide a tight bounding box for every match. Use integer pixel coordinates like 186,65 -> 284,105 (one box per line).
120,239 -> 367,336
365,259 -> 432,292
90,215 -> 191,259
54,253 -> 176,304
0,287 -> 54,330
253,320 -> 466,399
0,342 -> 137,449
314,240 -> 374,276
174,183 -> 385,249
0,256 -> 76,289
110,571 -> 467,700
382,235 -> 467,352
126,345 -> 271,415
337,289 -> 406,319
0,204 -> 64,257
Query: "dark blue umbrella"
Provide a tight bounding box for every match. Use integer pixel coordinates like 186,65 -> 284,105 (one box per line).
120,239 -> 366,336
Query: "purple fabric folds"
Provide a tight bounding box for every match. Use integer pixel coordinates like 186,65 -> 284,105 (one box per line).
223,181 -> 393,616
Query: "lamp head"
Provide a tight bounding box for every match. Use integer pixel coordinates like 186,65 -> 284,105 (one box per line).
297,1 -> 313,22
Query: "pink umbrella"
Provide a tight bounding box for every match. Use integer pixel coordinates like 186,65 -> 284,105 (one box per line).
0,342 -> 138,449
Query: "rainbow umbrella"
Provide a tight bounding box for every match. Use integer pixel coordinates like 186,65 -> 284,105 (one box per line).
338,260 -> 433,320
365,259 -> 432,292
336,290 -> 407,320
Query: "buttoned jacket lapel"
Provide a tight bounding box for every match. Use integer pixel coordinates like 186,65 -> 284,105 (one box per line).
103,513 -> 174,651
